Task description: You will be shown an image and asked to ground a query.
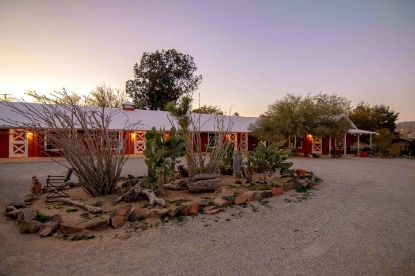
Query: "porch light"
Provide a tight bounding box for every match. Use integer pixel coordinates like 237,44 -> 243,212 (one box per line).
27,131 -> 33,139
130,132 -> 136,139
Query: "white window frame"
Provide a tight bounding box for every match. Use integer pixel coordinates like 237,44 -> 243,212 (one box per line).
44,131 -> 63,152
208,133 -> 216,149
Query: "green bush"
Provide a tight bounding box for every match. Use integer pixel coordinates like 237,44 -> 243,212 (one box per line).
248,142 -> 293,176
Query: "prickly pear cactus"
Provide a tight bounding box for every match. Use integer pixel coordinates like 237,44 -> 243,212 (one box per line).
144,127 -> 186,191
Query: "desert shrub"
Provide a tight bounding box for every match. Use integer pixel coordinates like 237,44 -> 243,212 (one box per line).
247,142 -> 293,181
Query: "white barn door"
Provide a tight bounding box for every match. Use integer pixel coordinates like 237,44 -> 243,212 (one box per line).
312,136 -> 322,155
239,133 -> 248,153
229,133 -> 238,150
9,129 -> 27,158
134,131 -> 146,154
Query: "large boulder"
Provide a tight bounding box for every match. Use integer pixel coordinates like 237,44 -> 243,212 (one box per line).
5,205 -> 17,213
282,181 -> 299,191
213,197 -> 229,207
145,210 -> 162,224
261,190 -> 273,198
216,187 -> 235,203
5,206 -> 18,218
110,204 -> 131,228
17,208 -> 38,222
31,176 -> 43,196
271,187 -> 284,196
295,169 -> 307,177
39,221 -> 59,237
235,191 -> 262,205
20,220 -> 42,234
168,205 -> 185,217
129,208 -> 149,221
8,199 -> 25,209
203,206 -> 220,215
20,192 -> 38,205
59,223 -> 83,234
50,214 -> 63,225
197,199 -> 212,207
183,203 -> 200,216
84,217 -> 109,231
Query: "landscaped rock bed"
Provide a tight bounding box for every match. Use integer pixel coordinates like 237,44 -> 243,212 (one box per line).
4,170 -> 321,241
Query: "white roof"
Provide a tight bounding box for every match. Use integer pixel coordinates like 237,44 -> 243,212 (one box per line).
348,128 -> 377,135
0,102 -> 258,133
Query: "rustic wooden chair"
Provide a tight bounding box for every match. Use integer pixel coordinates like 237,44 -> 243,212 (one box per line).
45,168 -> 74,202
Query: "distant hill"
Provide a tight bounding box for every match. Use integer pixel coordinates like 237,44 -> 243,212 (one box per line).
397,121 -> 415,140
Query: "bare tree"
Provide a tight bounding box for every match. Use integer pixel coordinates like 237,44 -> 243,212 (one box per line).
1,90 -> 139,196
86,84 -> 130,108
26,90 -> 83,105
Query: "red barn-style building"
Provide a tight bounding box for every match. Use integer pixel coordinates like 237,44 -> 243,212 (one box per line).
0,102 -> 259,159
0,103 -> 375,159
287,115 -> 377,156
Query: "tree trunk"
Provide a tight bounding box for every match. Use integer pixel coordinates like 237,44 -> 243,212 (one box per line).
187,177 -> 221,193
190,173 -> 220,182
49,198 -> 103,214
233,151 -> 242,178
115,183 -> 166,208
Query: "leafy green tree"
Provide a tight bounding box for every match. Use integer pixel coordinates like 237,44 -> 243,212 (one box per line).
192,105 -> 223,115
373,128 -> 395,155
249,94 -> 310,143
249,93 -> 351,143
86,85 -> 129,108
349,102 -> 399,133
126,49 -> 202,110
348,102 -> 375,131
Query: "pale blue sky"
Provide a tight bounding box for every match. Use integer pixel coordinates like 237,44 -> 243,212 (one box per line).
0,0 -> 414,120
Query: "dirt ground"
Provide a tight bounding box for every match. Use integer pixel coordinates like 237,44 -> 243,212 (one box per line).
0,157 -> 414,275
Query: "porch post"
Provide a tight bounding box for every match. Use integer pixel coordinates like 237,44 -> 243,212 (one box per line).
24,131 -> 28,159
369,134 -> 372,148
294,134 -> 297,149
328,136 -> 331,157
344,133 -> 347,156
357,134 -> 360,154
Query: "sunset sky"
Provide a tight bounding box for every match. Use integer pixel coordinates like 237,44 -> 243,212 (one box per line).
0,0 -> 414,121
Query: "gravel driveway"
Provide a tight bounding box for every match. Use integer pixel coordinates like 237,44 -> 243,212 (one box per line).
0,157 -> 414,275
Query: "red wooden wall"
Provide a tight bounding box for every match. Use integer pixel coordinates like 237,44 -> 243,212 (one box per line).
0,129 -> 9,158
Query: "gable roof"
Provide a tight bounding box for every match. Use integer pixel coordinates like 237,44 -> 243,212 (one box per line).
0,102 -> 258,133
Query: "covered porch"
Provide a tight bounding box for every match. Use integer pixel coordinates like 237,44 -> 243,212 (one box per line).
321,129 -> 377,157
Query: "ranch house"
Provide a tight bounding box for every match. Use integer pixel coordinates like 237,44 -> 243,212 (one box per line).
0,102 -> 375,159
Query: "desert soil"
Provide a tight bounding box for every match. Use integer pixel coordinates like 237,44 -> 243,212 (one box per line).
0,157 -> 414,275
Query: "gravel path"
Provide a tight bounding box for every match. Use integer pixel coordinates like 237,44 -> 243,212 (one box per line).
0,157 -> 414,275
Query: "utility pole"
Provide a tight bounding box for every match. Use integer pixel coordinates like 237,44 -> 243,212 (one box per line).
0,93 -> 12,101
